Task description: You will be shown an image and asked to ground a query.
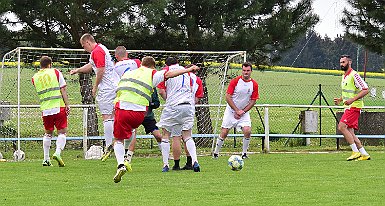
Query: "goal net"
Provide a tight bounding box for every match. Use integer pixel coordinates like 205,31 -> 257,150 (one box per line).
0,47 -> 245,155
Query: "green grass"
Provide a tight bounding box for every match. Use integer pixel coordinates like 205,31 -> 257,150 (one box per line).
1,150 -> 385,205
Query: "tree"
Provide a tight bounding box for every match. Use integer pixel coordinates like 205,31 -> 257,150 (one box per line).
341,0 -> 385,54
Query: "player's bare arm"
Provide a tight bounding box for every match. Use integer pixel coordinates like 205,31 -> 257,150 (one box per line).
60,86 -> 70,115
344,89 -> 369,106
333,96 -> 343,105
242,99 -> 256,114
93,66 -> 105,97
164,65 -> 199,79
69,63 -> 93,75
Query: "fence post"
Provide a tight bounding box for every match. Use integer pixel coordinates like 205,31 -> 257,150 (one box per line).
82,107 -> 88,159
264,106 -> 270,153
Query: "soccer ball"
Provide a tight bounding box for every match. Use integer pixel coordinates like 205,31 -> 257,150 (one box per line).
13,150 -> 25,161
228,155 -> 244,171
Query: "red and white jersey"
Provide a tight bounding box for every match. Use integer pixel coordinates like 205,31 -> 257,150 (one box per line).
117,68 -> 166,111
114,58 -> 141,77
160,64 -> 195,107
89,43 -> 119,90
32,69 -> 66,116
344,68 -> 368,90
157,66 -> 203,103
226,76 -> 259,112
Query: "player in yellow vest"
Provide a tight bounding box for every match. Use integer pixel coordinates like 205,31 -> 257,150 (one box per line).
334,54 -> 370,161
111,56 -> 199,183
32,56 -> 70,167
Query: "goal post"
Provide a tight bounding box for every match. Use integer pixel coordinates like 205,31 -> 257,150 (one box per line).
1,47 -> 246,155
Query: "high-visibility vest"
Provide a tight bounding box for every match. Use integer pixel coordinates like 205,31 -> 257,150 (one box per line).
341,70 -> 364,108
32,69 -> 64,111
115,67 -> 153,106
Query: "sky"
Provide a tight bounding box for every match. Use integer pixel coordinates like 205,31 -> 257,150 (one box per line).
312,0 -> 348,39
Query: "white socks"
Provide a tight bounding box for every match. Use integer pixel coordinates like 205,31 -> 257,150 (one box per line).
161,139 -> 170,166
43,134 -> 52,160
104,119 -> 114,147
214,137 -> 224,154
350,143 -> 359,152
359,147 -> 369,156
185,137 -> 198,164
242,138 -> 250,154
125,150 -> 134,163
55,133 -> 66,155
114,141 -> 125,165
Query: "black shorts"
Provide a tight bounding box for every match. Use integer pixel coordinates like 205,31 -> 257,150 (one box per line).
142,118 -> 159,134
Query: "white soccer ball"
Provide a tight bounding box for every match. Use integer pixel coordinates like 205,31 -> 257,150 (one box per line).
13,150 -> 25,161
228,155 -> 244,171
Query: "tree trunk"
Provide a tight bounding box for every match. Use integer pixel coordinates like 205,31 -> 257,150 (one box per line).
79,73 -> 99,137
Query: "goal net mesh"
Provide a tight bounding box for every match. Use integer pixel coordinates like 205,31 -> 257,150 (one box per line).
1,47 -> 245,153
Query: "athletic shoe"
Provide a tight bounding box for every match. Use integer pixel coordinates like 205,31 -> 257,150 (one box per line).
181,164 -> 193,170
124,160 -> 132,172
42,160 -> 52,166
52,153 -> 65,167
101,145 -> 114,162
357,155 -> 371,161
346,152 -> 361,161
212,153 -> 219,159
193,162 -> 200,172
242,153 -> 249,159
162,165 -> 169,172
113,165 -> 127,183
172,165 -> 181,171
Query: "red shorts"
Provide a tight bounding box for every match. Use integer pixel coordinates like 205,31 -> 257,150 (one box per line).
114,107 -> 145,140
340,108 -> 361,130
42,108 -> 68,131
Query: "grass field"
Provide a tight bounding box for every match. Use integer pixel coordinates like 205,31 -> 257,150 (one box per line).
1,150 -> 385,206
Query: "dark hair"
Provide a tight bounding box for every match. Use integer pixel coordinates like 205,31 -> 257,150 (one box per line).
40,56 -> 52,68
242,62 -> 253,70
340,54 -> 351,60
165,56 -> 178,66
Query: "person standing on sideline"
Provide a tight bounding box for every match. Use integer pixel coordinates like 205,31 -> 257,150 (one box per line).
156,56 -> 201,173
112,56 -> 199,183
114,46 -> 162,164
70,33 -> 119,161
334,54 -> 370,161
213,62 -> 259,159
32,56 -> 69,167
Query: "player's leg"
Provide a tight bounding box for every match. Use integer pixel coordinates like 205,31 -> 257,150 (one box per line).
51,109 -> 67,167
350,128 -> 370,160
143,118 -> 162,150
338,110 -> 361,161
181,141 -> 193,170
182,130 -> 200,172
213,127 -> 230,158
161,128 -> 171,172
101,114 -> 114,161
241,126 -> 251,159
151,129 -> 162,150
42,115 -> 54,166
172,136 -> 182,170
124,130 -> 136,164
214,109 -> 234,158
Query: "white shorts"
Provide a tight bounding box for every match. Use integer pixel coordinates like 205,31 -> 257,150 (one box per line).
157,104 -> 195,136
96,88 -> 116,115
221,107 -> 251,130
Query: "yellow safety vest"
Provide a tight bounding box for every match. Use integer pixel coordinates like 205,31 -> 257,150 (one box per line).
32,69 -> 64,111
115,67 -> 153,106
341,70 -> 364,108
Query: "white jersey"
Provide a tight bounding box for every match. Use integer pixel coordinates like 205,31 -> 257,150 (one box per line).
89,44 -> 120,92
114,59 -> 140,77
164,64 -> 195,107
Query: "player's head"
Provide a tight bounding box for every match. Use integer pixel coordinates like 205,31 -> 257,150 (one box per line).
340,54 -> 351,71
115,46 -> 128,61
241,62 -> 252,80
142,56 -> 156,69
165,56 -> 178,66
80,33 -> 96,53
40,56 -> 52,69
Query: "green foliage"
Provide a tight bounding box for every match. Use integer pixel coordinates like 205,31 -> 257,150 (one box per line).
341,0 -> 385,54
1,152 -> 385,205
